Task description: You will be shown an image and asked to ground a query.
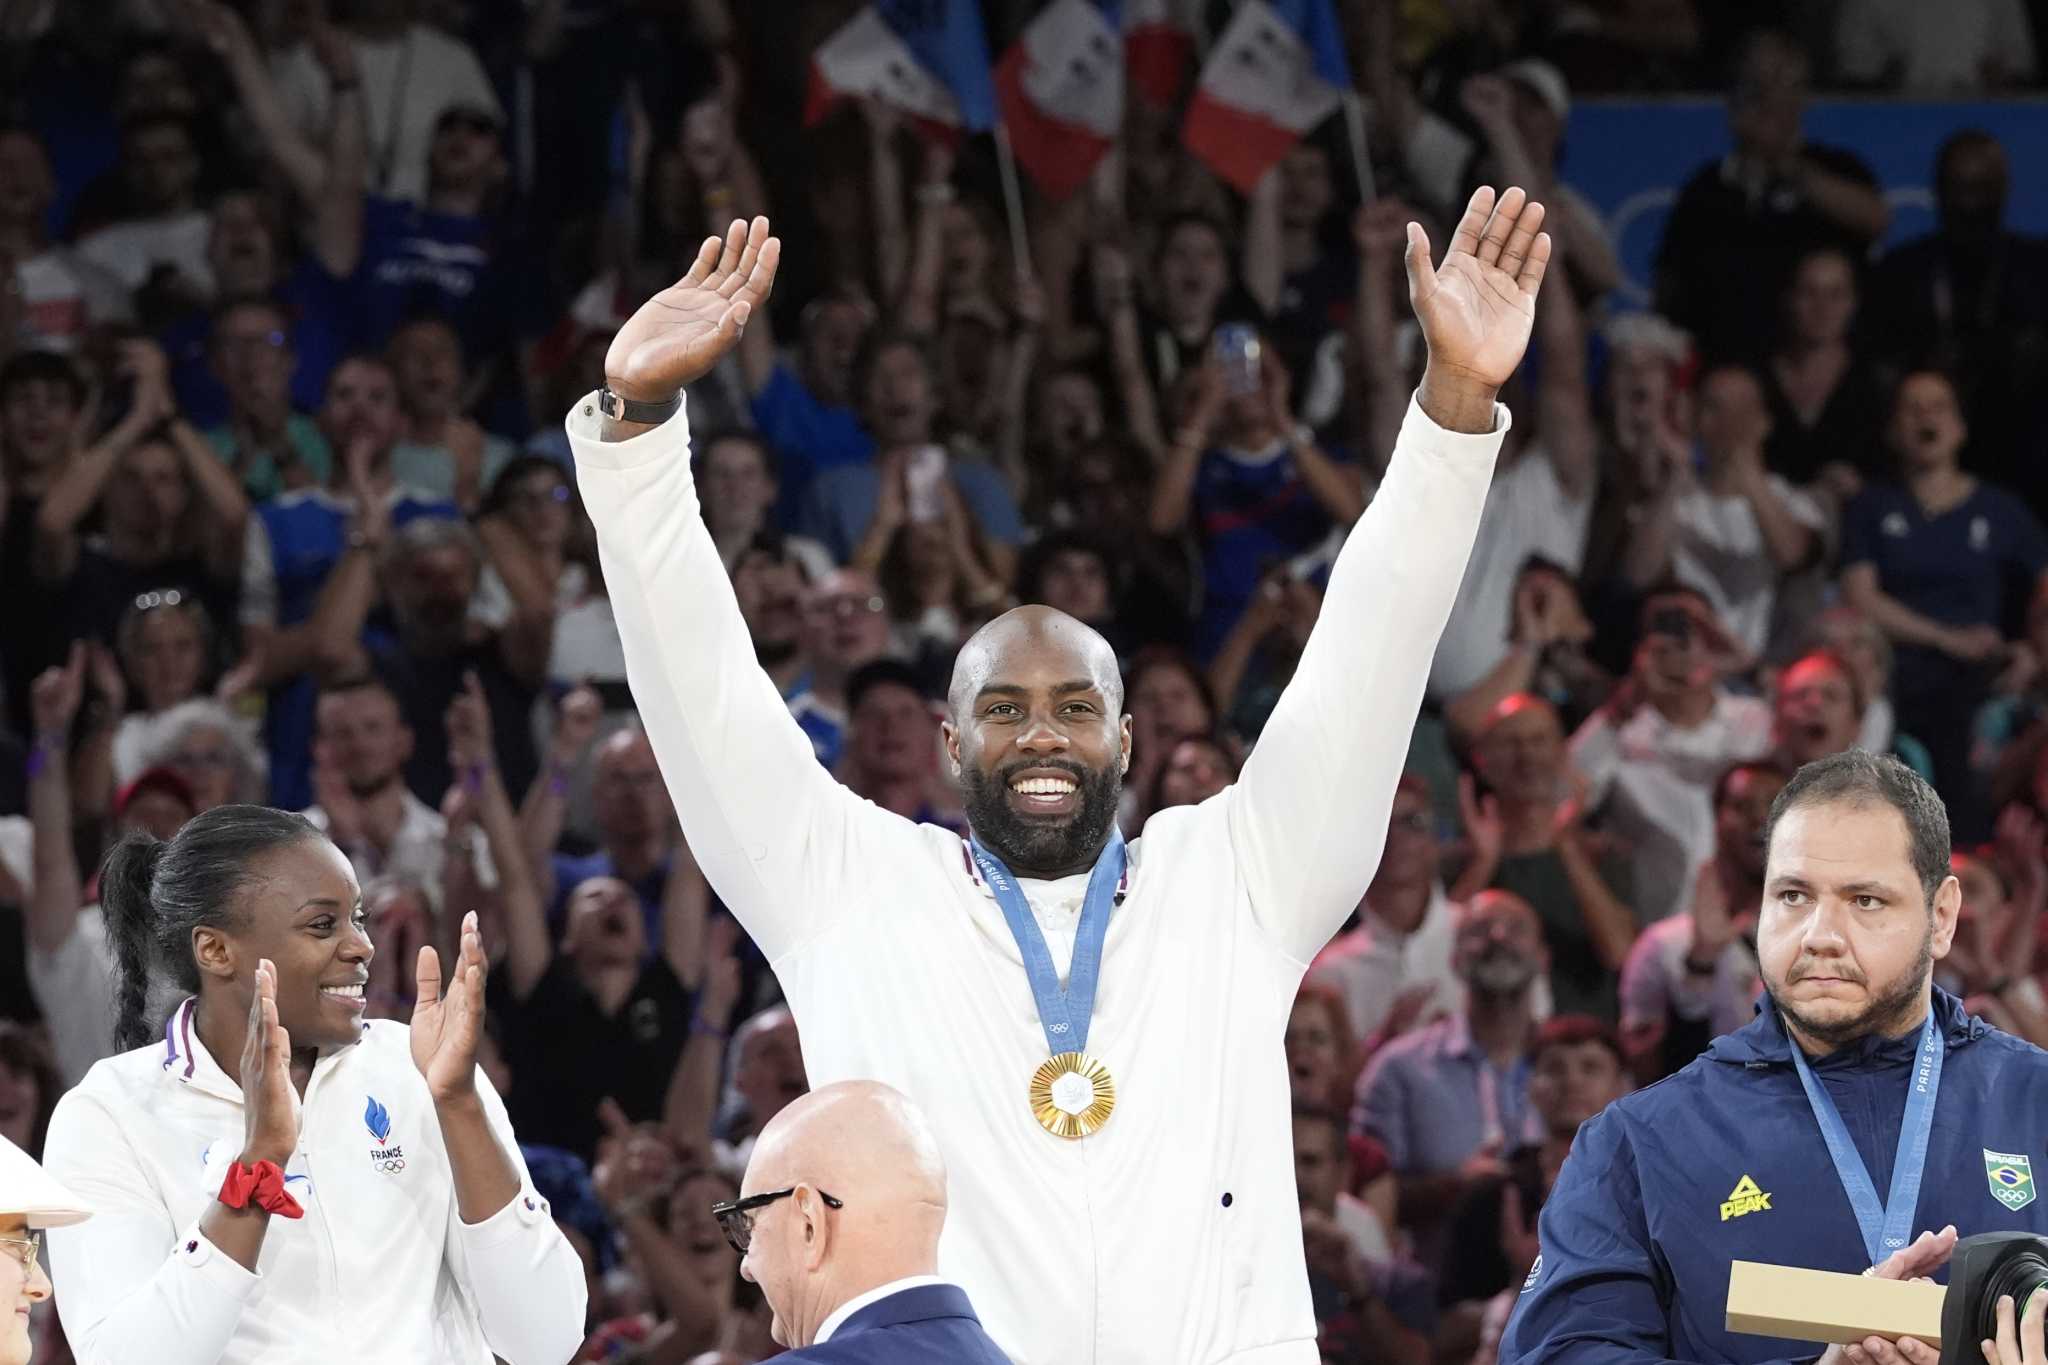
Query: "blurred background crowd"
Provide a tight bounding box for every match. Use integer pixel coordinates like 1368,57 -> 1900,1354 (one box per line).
1,0 -> 2047,1361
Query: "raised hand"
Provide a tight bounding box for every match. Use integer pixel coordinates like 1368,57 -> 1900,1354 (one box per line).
1404,186 -> 1551,395
445,671 -> 494,776
412,910 -> 487,1102
29,641 -> 87,740
239,960 -> 302,1166
605,216 -> 780,403
1687,859 -> 1737,961
1352,198 -> 1414,260
1460,773 -> 1505,870
550,682 -> 603,766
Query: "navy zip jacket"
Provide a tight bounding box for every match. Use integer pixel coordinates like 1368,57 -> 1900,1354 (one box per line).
1502,989 -> 2048,1365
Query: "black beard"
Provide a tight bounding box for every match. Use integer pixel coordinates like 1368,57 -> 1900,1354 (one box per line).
960,757 -> 1122,879
754,635 -> 800,668
1766,923 -> 1933,1049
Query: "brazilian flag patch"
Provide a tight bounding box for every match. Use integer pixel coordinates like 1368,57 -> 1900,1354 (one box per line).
1985,1150 -> 2036,1211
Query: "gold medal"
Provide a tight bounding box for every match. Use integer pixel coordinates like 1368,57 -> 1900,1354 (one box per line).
1029,1052 -> 1116,1139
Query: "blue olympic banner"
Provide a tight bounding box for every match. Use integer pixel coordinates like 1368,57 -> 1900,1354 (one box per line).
1559,99 -> 2048,310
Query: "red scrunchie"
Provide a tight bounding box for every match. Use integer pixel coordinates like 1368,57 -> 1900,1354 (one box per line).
218,1160 -> 305,1220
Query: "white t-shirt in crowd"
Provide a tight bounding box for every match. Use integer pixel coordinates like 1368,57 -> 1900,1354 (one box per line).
1835,0 -> 2036,91
272,23 -> 502,205
1569,692 -> 1774,924
1671,476 -> 1827,659
1429,445 -> 1592,702
1310,885 -> 1467,1042
1617,910 -> 1761,1043
11,246 -> 133,353
76,211 -> 213,295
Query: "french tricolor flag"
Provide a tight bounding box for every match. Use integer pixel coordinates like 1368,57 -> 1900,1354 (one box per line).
1182,0 -> 1351,194
1125,0 -> 1198,106
995,0 -> 1122,199
805,0 -> 997,139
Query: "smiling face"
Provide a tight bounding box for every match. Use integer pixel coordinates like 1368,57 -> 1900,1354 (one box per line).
667,1170 -> 741,1294
198,838 -> 375,1049
167,723 -> 243,813
127,604 -> 207,712
944,609 -> 1131,879
1,1211 -> 50,1365
316,682 -> 412,796
1759,801 -> 1957,1052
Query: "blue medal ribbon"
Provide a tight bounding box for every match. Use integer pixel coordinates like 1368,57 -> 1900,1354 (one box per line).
968,828 -> 1126,1057
1786,1009 -> 1945,1266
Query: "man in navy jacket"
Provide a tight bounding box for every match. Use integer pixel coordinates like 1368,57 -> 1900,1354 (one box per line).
715,1079 -> 1010,1364
1503,750 -> 2048,1365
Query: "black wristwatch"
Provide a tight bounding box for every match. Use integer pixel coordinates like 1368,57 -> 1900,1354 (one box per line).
596,385 -> 681,425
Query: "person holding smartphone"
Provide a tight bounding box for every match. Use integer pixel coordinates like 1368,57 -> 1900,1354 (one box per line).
1148,323 -> 1368,659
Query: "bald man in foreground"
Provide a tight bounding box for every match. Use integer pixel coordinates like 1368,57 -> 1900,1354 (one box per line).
713,1081 -> 1006,1361
570,194 -> 1553,1362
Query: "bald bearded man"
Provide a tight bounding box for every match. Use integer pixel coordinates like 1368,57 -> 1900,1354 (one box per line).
569,196 -> 1554,1363
713,1081 -> 1004,1361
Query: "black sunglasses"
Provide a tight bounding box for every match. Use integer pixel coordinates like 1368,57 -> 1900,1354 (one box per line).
710,1186 -> 844,1254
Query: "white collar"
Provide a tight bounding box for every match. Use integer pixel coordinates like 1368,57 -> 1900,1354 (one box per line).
814,1274 -> 949,1343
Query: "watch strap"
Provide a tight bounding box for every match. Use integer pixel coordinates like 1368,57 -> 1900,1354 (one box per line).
598,386 -> 682,425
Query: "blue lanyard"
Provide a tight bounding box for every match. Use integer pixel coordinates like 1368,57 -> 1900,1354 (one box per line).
967,829 -> 1126,1057
1786,1010 -> 1945,1266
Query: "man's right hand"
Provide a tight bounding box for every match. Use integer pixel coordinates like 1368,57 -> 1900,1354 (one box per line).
605,216 -> 780,403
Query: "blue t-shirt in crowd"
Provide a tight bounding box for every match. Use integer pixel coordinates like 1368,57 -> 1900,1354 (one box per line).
1840,480 -> 2048,660
250,486 -> 460,809
162,256 -> 355,428
1191,439 -> 1343,656
750,361 -> 871,519
796,453 -> 1026,566
353,197 -> 523,354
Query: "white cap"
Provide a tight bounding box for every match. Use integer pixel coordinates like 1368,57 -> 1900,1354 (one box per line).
1499,58 -> 1570,123
0,1133 -> 91,1229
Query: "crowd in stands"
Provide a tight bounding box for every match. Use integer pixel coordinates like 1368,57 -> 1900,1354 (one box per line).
2,0 -> 2047,1361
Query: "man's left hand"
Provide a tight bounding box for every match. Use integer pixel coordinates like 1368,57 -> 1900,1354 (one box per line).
1818,1227 -> 1958,1365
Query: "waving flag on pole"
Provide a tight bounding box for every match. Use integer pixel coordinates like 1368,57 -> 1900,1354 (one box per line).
806,0 -> 997,138
1125,0 -> 1199,106
1182,0 -> 1352,193
995,0 -> 1123,199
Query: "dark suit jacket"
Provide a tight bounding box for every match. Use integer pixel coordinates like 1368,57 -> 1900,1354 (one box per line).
778,1282 -> 1011,1363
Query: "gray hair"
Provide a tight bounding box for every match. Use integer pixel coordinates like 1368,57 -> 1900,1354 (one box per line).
380,515 -> 483,575
145,698 -> 268,804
